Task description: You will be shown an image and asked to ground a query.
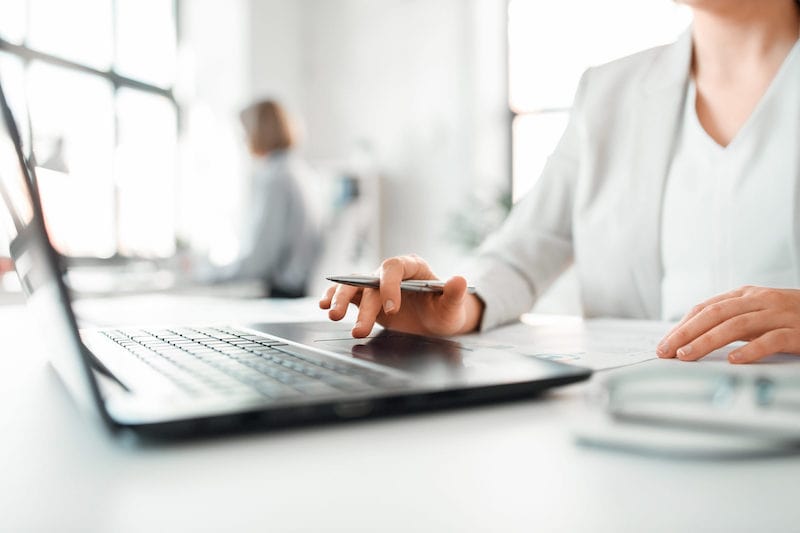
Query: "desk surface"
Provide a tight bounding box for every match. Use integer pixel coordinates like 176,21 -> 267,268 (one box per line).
2,295 -> 799,532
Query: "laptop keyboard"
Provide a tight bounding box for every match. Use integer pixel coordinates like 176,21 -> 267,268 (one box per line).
100,326 -> 404,400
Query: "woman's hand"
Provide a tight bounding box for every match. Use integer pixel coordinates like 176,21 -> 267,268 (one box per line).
657,286 -> 800,364
319,254 -> 484,338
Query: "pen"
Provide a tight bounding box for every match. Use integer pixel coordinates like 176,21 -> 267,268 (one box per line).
326,275 -> 477,294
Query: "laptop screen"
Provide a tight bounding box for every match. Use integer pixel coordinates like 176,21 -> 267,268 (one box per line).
0,77 -> 107,422
0,92 -> 33,240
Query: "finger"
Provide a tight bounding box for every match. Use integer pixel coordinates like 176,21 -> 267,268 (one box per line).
728,328 -> 794,364
657,296 -> 763,358
378,255 -> 433,315
353,288 -> 382,338
377,257 -> 407,315
328,284 -> 360,321
319,285 -> 337,309
673,310 -> 767,362
662,287 -> 746,341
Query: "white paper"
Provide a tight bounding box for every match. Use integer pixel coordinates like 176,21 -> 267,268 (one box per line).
456,314 -> 674,371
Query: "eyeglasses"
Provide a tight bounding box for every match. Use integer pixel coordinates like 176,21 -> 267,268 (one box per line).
575,368 -> 800,458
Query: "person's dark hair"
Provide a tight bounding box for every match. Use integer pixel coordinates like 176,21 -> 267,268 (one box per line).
239,100 -> 295,155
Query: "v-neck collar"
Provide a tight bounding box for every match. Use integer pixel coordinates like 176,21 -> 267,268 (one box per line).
689,38 -> 800,152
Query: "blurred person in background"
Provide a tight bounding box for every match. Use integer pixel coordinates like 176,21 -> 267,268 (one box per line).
203,100 -> 322,298
321,0 -> 800,363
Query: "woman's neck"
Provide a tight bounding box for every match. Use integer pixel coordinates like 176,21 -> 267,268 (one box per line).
691,0 -> 800,81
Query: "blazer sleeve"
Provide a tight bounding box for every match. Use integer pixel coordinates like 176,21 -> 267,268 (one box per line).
468,69 -> 591,331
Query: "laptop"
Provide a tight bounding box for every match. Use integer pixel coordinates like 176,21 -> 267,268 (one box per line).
0,79 -> 591,438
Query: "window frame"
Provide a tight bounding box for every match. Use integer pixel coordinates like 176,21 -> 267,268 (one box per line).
0,0 -> 181,261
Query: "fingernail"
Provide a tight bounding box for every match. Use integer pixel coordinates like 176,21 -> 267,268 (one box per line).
677,344 -> 692,359
729,351 -> 742,363
353,321 -> 362,331
384,299 -> 395,313
656,340 -> 669,357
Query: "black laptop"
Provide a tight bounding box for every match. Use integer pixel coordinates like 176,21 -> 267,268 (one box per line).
0,79 -> 591,438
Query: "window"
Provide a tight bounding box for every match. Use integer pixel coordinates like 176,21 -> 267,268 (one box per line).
0,0 -> 178,258
508,0 -> 692,201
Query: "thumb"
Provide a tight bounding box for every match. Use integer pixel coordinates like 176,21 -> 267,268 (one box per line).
437,276 -> 468,315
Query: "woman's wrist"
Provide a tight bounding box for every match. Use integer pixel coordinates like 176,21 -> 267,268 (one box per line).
459,294 -> 485,334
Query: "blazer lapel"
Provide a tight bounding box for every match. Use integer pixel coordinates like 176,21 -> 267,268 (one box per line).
628,29 -> 692,318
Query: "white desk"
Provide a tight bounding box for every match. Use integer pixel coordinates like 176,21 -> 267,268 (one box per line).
1,295 -> 799,532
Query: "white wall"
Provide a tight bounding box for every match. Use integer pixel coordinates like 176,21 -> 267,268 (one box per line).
247,0 -> 510,275
248,0 -> 305,116
178,0 -> 251,260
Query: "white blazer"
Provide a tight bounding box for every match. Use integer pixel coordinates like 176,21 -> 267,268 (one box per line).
469,30 -> 799,330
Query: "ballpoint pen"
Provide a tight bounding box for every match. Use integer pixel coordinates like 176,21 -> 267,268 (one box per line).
326,275 -> 477,294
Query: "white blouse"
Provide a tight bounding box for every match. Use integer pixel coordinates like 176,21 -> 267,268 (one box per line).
660,40 -> 800,321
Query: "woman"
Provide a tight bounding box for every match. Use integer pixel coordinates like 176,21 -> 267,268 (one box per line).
321,0 -> 800,363
213,100 -> 321,297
